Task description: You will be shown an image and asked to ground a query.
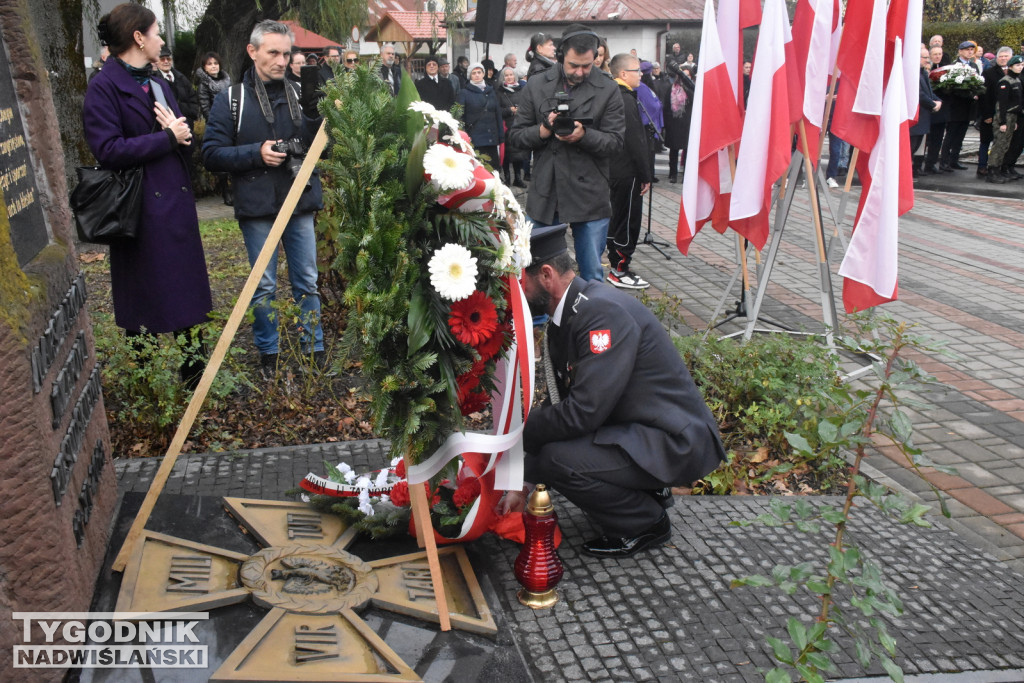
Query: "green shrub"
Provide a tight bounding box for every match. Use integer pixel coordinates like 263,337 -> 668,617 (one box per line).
922,18 -> 1024,60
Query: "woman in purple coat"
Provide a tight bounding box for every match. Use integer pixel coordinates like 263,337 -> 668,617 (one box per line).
83,3 -> 212,385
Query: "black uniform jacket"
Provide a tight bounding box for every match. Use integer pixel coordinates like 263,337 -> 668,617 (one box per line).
523,278 -> 726,485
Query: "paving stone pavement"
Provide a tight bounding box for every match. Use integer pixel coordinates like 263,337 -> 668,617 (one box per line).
115,443 -> 1024,682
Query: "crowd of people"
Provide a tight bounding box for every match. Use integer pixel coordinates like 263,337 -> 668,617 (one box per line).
912,35 -> 1024,184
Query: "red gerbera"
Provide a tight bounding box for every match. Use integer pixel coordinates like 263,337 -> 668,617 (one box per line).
449,290 -> 499,347
389,481 -> 410,507
476,321 -> 509,362
453,477 -> 482,509
459,388 -> 490,416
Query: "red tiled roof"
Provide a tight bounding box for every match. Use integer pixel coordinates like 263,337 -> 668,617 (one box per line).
384,11 -> 448,39
280,20 -> 338,49
464,0 -> 702,23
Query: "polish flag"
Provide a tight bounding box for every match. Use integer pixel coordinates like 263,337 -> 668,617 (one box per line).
839,39 -> 910,313
830,0 -> 887,154
676,0 -> 743,254
790,0 -> 836,165
728,0 -> 794,251
886,0 -> 924,127
717,0 -> 762,114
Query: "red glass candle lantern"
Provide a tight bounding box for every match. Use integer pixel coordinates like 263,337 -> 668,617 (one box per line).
514,484 -> 564,608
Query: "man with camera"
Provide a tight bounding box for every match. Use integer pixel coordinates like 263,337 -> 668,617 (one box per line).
508,23 -> 625,283
203,20 -> 326,378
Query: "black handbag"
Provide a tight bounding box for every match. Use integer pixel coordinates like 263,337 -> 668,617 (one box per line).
70,165 -> 144,244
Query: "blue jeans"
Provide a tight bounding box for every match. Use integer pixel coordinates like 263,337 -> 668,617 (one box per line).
826,133 -> 850,180
531,215 -> 610,282
239,212 -> 324,355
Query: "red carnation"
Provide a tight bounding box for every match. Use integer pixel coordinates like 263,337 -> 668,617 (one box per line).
453,477 -> 482,509
449,290 -> 499,347
389,481 -> 410,507
394,460 -> 406,478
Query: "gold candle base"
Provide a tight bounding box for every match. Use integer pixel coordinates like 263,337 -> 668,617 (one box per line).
517,587 -> 558,609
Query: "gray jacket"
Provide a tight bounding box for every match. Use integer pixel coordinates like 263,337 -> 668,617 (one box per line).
508,64 -> 624,223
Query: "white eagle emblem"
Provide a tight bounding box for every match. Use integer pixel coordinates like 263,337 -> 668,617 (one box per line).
589,330 -> 611,354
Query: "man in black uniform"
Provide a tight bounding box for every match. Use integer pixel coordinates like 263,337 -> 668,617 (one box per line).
415,55 -> 455,111
503,224 -> 726,558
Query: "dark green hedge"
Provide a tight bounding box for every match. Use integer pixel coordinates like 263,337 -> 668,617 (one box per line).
923,19 -> 1024,61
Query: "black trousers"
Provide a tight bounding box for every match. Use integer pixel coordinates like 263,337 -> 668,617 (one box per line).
940,120 -> 970,165
978,120 -> 994,170
607,177 -> 644,273
668,148 -> 686,177
925,121 -> 945,167
525,435 -> 667,537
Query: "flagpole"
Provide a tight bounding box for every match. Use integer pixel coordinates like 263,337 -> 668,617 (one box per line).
817,67 -> 840,162
799,120 -> 838,346
836,147 -> 861,224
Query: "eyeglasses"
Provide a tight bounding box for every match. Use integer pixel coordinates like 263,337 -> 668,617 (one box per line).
159,56 -> 172,61
623,68 -> 642,73
345,58 -> 358,64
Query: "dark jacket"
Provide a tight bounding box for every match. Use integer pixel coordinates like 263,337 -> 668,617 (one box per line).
662,72 -> 695,150
379,62 -> 402,96
202,70 -> 324,220
981,63 -> 1008,120
196,68 -> 232,119
611,82 -> 652,183
995,72 -> 1022,125
508,64 -> 625,223
82,60 -> 212,333
523,277 -> 726,486
526,54 -> 555,80
498,82 -> 528,162
416,74 -> 456,111
155,67 -> 199,125
910,67 -> 942,136
457,82 -> 504,147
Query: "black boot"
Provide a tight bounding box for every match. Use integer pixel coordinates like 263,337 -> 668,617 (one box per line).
669,172 -> 678,183
513,169 -> 526,188
987,171 -> 1007,184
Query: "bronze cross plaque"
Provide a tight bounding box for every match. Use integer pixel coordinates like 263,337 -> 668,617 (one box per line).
114,497 -> 497,681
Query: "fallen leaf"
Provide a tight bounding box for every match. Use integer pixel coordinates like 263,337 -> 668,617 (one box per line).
749,446 -> 770,463
79,252 -> 106,263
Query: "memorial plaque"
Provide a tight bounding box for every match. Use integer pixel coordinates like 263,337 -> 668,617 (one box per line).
113,497 -> 497,682
0,36 -> 49,266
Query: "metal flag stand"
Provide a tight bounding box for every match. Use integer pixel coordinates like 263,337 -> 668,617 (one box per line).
640,182 -> 674,259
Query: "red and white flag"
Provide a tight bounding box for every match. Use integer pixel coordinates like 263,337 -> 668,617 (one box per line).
717,0 -> 762,113
886,0 -> 924,126
790,0 -> 837,164
676,0 -> 743,254
839,39 -> 911,313
830,0 -> 887,154
728,0 -> 794,251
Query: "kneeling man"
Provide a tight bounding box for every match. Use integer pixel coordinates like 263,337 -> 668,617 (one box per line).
506,224 -> 725,557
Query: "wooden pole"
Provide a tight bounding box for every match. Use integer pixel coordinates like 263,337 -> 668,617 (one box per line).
817,68 -> 840,163
727,145 -> 752,294
799,121 -> 828,264
405,451 -> 452,631
112,122 -> 330,573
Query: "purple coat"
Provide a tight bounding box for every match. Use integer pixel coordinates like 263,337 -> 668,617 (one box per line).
83,60 -> 212,334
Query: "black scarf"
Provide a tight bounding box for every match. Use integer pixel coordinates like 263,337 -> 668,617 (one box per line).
117,58 -> 154,86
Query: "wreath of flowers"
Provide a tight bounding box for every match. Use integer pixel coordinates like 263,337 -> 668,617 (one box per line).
930,63 -> 985,96
306,68 -> 532,538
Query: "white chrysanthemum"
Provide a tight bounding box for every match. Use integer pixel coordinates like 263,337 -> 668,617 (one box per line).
954,75 -> 964,84
300,493 -> 311,503
337,462 -> 352,473
374,469 -> 390,487
355,475 -> 371,490
429,243 -> 478,301
357,488 -> 374,516
433,110 -> 462,133
379,494 -> 391,504
423,144 -> 476,191
513,220 -> 532,268
343,470 -> 356,483
408,101 -> 439,115
496,230 -> 515,270
390,456 -> 402,467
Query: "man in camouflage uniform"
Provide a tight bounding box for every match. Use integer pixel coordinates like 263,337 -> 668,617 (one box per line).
987,55 -> 1023,184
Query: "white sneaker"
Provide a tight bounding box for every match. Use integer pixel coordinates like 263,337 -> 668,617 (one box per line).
607,270 -> 651,290
826,177 -> 839,189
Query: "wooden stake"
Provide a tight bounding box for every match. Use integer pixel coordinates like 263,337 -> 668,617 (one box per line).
405,451 -> 452,631
799,121 -> 829,264
843,148 -> 860,193
817,67 -> 840,163
112,122 -> 330,573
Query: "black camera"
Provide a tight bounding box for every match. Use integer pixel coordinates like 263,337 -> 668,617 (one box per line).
271,138 -> 309,188
552,91 -> 576,137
